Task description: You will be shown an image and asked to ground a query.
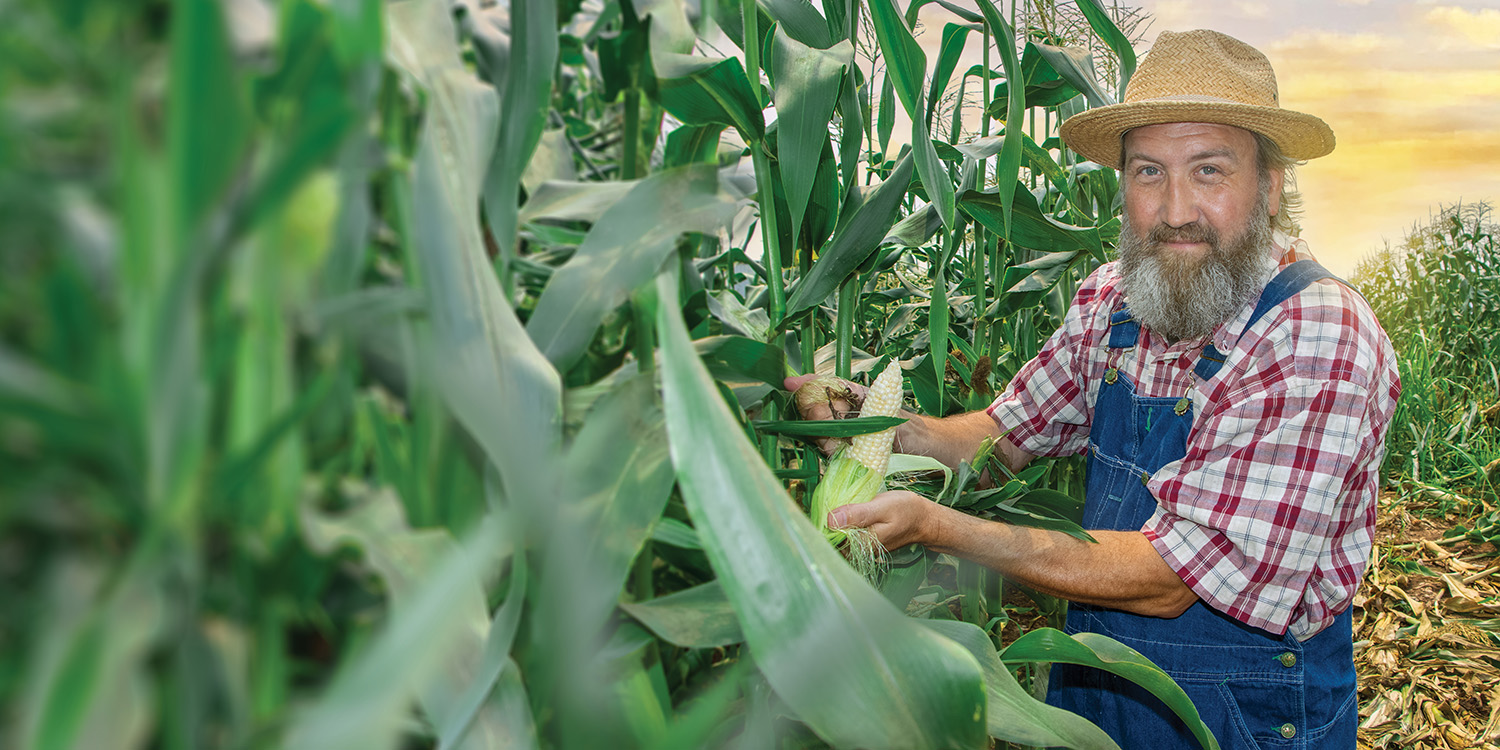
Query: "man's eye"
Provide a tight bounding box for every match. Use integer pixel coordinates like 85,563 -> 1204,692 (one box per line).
1199,165 -> 1220,175
1139,166 -> 1161,177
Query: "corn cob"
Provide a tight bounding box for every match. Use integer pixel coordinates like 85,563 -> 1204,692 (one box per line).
795,360 -> 904,577
844,359 -> 903,476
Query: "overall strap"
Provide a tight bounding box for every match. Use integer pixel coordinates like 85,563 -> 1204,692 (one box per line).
1193,259 -> 1341,381
1108,308 -> 1140,349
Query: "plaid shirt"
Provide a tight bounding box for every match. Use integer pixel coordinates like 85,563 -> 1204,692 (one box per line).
987,237 -> 1401,639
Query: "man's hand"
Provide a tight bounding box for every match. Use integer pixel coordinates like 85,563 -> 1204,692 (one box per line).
830,489 -> 1198,619
783,373 -> 866,456
826,490 -> 937,550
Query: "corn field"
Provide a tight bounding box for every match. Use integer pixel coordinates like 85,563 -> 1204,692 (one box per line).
1347,205 -> 1500,749
1,0 -> 1494,748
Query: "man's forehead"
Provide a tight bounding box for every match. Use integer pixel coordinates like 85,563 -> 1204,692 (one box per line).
1122,122 -> 1258,160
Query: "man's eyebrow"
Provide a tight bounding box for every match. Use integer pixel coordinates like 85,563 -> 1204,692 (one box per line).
1123,147 -> 1241,165
1187,147 -> 1239,162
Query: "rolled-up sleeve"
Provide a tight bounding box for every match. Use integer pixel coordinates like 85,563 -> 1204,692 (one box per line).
1143,376 -> 1378,636
986,270 -> 1114,457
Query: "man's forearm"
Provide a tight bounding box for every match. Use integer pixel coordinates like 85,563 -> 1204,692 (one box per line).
897,409 -> 1034,474
921,504 -> 1196,618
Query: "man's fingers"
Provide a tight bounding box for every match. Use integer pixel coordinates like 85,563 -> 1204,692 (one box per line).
784,374 -> 820,391
827,505 -> 853,530
786,373 -> 863,455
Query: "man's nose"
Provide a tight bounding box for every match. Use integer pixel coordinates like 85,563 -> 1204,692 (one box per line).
1162,177 -> 1199,228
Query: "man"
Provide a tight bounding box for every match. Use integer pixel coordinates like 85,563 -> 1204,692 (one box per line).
787,30 -> 1400,749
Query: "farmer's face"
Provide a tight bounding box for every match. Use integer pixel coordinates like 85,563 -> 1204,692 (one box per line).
1116,123 -> 1283,343
1120,122 -> 1281,257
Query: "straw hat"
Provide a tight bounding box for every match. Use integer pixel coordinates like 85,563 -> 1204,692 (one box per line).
1059,29 -> 1335,167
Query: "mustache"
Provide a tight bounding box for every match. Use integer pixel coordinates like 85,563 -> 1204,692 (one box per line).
1145,223 -> 1219,247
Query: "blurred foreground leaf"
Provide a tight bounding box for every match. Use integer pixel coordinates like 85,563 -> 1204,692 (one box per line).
656,269 -> 988,749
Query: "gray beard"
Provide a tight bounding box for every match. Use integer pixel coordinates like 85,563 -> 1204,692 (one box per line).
1118,197 -> 1278,344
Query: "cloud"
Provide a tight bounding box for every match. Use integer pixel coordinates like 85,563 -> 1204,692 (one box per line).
1232,2 -> 1270,20
1423,6 -> 1500,50
1269,30 -> 1394,59
1142,0 -> 1204,32
1253,24 -> 1500,273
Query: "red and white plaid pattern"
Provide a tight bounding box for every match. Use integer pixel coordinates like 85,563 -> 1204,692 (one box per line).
987,238 -> 1401,639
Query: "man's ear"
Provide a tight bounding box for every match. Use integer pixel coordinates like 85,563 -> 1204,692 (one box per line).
1266,167 -> 1286,218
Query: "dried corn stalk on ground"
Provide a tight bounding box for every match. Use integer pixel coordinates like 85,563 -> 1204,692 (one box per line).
1356,488 -> 1500,750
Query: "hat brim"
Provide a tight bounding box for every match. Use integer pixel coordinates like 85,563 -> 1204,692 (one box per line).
1059,100 -> 1335,167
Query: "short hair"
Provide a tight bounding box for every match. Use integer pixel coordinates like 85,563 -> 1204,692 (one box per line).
1253,132 -> 1303,236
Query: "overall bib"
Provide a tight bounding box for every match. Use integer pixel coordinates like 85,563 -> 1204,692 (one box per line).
1045,261 -> 1359,749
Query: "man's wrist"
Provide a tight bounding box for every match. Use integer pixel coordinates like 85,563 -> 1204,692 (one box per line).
894,409 -> 926,457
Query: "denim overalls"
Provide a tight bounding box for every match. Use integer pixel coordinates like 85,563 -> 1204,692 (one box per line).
1046,261 -> 1359,749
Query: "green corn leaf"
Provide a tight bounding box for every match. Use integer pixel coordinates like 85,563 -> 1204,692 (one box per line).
770,27 -> 852,241
921,620 -> 1122,750
17,561 -> 165,750
388,0 -> 564,513
762,0 -> 835,48
877,71 -> 896,158
931,0 -> 984,25
942,132 -> 1070,197
650,517 -> 703,550
866,0 -> 954,230
865,0 -> 923,113
783,153 -> 914,324
837,58 -> 866,197
930,254 -> 951,408
482,0 -> 557,280
1001,629 -> 1220,750
654,660 -> 753,750
883,203 -> 945,249
519,179 -> 638,226
168,0 -> 249,242
1013,487 -> 1087,523
292,491 -> 510,750
663,123 -> 727,167
1033,42 -> 1112,108
927,23 -> 973,128
696,335 -> 787,388
656,269 -> 987,749
706,290 -> 772,340
436,477 -> 531,750
620,581 -> 745,648
214,368 -> 333,504
1075,0 -> 1137,96
959,183 -> 1108,258
527,164 -> 738,374
981,250 -> 1086,319
974,0 -> 1024,240
654,53 -> 765,141
983,504 -> 1097,543
554,371 -> 675,638
753,415 -> 907,438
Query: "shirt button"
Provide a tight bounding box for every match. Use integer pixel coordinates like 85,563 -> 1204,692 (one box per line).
1280,723 -> 1296,739
1279,652 -> 1296,668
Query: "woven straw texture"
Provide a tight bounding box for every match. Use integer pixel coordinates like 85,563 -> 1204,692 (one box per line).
1059,29 -> 1335,167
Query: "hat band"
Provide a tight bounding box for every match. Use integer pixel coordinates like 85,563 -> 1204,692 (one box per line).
1128,93 -> 1269,106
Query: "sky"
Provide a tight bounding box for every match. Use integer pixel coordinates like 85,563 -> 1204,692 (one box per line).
913,0 -> 1500,276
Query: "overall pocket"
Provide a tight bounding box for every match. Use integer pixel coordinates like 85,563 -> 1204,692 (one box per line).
1208,676 -> 1306,750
